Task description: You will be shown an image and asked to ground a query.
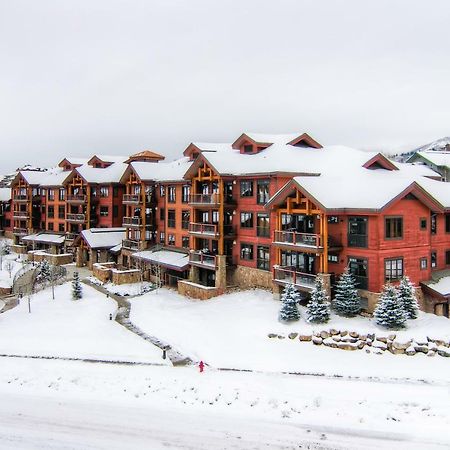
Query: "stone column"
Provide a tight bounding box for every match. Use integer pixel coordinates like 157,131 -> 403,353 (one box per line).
189,265 -> 199,284
75,247 -> 83,267
215,255 -> 227,290
318,273 -> 332,299
272,283 -> 282,300
434,303 -> 444,317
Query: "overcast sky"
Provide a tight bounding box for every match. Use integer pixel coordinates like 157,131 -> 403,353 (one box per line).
1,0 -> 450,172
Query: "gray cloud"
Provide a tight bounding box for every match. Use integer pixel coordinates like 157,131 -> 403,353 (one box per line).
0,0 -> 449,171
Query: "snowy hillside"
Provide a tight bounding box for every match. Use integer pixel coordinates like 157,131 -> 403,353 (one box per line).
392,136 -> 450,162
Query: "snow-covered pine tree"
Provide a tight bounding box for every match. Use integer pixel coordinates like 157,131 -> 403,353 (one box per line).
398,276 -> 419,319
72,271 -> 83,300
37,260 -> 51,284
306,276 -> 330,324
279,283 -> 301,322
373,284 -> 406,329
333,268 -> 361,317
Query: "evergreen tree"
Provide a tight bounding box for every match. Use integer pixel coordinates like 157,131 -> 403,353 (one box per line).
306,276 -> 330,324
398,276 -> 419,319
373,284 -> 406,329
37,260 -> 51,284
72,271 -> 83,300
279,283 -> 301,322
333,268 -> 361,317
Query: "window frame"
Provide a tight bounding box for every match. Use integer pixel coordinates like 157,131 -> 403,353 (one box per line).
385,216 -> 403,240
384,257 -> 403,281
240,180 -> 253,198
240,243 -> 254,261
240,211 -> 254,228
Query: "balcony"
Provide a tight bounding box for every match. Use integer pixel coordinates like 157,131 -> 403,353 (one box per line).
189,222 -> 219,237
122,216 -> 142,228
13,227 -> 28,236
13,211 -> 29,219
66,213 -> 86,224
189,251 -> 217,270
273,266 -> 316,291
66,194 -> 87,204
189,193 -> 221,207
273,230 -> 322,251
65,232 -> 78,242
13,194 -> 29,202
123,194 -> 142,205
122,239 -> 141,251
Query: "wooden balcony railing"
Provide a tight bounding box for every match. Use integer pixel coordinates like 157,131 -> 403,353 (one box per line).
189,193 -> 220,205
13,211 -> 29,219
123,194 -> 142,204
66,213 -> 86,223
13,194 -> 29,202
13,227 -> 28,236
122,217 -> 142,227
274,230 -> 322,248
122,239 -> 141,251
273,266 -> 316,289
189,222 -> 219,236
65,232 -> 78,241
66,194 -> 87,204
189,251 -> 217,269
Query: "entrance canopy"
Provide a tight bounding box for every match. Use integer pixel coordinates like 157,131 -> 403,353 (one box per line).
22,232 -> 65,246
132,249 -> 190,272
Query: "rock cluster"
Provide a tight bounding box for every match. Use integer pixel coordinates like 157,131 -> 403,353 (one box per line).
268,330 -> 450,357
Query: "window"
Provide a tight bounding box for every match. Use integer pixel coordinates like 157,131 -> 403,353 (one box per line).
113,186 -> 119,198
256,180 -> 270,204
168,186 -> 176,203
328,216 -> 339,224
420,257 -> 428,270
59,223 -> 65,232
59,188 -> 65,201
446,214 -> 450,233
431,251 -> 437,268
348,257 -> 368,289
182,185 -> 190,203
385,217 -> 403,239
48,189 -> 55,201
113,205 -> 118,218
431,213 -> 437,234
167,234 -> 175,246
240,212 -> 253,228
160,208 -> 165,221
182,236 -> 190,248
328,254 -> 339,263
420,218 -> 427,230
446,250 -> 450,265
385,258 -> 403,281
168,210 -> 176,228
348,217 -> 368,248
100,206 -> 109,216
47,206 -> 54,218
256,213 -> 270,237
243,144 -> 253,153
160,232 -> 165,244
240,243 -> 254,260
48,222 -> 54,231
58,205 -> 65,219
182,210 -> 190,230
240,180 -> 253,197
256,246 -> 270,271
100,186 -> 109,197
159,185 -> 165,197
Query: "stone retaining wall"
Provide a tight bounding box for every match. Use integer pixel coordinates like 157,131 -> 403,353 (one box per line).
27,252 -> 73,266
178,280 -> 223,300
230,265 -> 273,290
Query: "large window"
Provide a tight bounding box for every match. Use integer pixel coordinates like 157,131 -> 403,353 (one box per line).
257,245 -> 270,271
240,243 -> 254,261
385,217 -> 403,239
431,213 -> 437,234
256,213 -> 270,237
48,189 -> 55,201
167,210 -> 176,228
182,236 -> 190,248
431,251 -> 437,268
58,205 -> 65,219
348,217 -> 368,248
181,210 -> 190,230
100,186 -> 109,197
167,234 -> 175,246
385,258 -> 403,281
160,208 -> 165,221
59,188 -> 65,201
182,185 -> 190,203
240,212 -> 254,228
47,205 -> 54,218
348,257 -> 368,289
240,180 -> 253,197
256,180 -> 270,204
168,186 -> 176,203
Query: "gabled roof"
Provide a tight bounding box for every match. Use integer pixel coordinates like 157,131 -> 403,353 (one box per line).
64,162 -> 128,185
362,153 -> 399,171
87,154 -> 128,166
124,150 -> 165,164
12,170 -> 50,186
130,157 -> 192,183
408,151 -> 450,169
183,142 -> 232,157
76,228 -> 126,249
58,157 -> 89,168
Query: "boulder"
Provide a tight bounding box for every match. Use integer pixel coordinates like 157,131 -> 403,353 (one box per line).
357,341 -> 365,350
373,341 -> 387,350
388,334 -> 396,341
332,336 -> 341,342
337,341 -> 359,351
413,344 -> 429,354
268,333 -> 277,338
427,350 -> 436,357
288,332 -> 298,340
367,333 -> 375,341
392,339 -> 411,351
320,331 -> 330,339
323,338 -> 337,348
437,346 -> 450,357
359,334 -> 367,341
405,345 -> 416,356
299,334 -> 312,342
277,335 -> 285,339
389,346 -> 405,355
340,330 -> 348,337
429,338 -> 446,347
349,331 -> 359,338
312,336 -> 323,345
376,336 -> 388,344
330,328 -> 340,336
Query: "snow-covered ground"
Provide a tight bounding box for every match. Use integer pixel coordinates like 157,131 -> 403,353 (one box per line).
87,276 -> 154,296
0,358 -> 447,450
130,288 -> 450,382
0,252 -> 27,288
0,282 -> 169,364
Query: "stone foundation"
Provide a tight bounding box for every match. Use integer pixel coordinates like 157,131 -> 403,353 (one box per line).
111,268 -> 140,285
178,280 -> 223,300
11,245 -> 27,255
231,265 -> 273,290
92,262 -> 115,283
0,286 -> 12,296
27,251 -> 73,266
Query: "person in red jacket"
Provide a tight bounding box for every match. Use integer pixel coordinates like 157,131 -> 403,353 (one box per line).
199,360 -> 204,373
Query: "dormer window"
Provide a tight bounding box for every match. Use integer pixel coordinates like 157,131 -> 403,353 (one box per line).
243,144 -> 253,153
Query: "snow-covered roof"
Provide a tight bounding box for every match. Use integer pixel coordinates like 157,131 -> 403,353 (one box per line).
75,162 -> 128,184
191,143 -> 233,152
131,157 -> 192,183
243,132 -> 304,144
19,170 -> 50,185
63,157 -> 90,165
132,249 -> 189,271
415,151 -> 450,169
0,188 -> 11,201
424,276 -> 450,297
416,177 -> 450,209
90,154 -> 128,163
80,228 -> 126,249
22,232 -> 65,245
39,169 -> 72,187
